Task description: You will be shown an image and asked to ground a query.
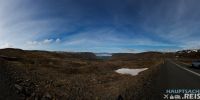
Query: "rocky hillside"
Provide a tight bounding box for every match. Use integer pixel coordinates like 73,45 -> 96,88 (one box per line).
176,49 -> 200,59
0,48 -> 97,60
0,48 -> 162,100
111,52 -> 163,60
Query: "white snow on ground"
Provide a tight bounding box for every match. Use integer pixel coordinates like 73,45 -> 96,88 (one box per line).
115,68 -> 148,76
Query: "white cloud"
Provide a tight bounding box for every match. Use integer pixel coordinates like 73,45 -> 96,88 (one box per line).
0,43 -> 13,48
55,38 -> 61,43
180,40 -> 200,50
63,28 -> 173,47
0,1 -> 75,51
27,41 -> 41,45
27,38 -> 61,46
43,39 -> 53,44
1,0 -> 200,52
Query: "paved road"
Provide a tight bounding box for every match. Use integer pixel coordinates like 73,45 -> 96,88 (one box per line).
159,59 -> 200,88
152,59 -> 200,99
177,61 -> 200,76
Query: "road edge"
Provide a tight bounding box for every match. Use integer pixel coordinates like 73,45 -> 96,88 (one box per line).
170,60 -> 200,77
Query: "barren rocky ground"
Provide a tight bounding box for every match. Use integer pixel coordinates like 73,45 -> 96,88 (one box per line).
0,48 -> 163,100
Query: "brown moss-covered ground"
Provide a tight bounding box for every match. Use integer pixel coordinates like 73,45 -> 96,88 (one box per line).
0,48 -> 162,100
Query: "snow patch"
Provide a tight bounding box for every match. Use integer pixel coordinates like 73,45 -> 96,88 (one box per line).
115,68 -> 148,76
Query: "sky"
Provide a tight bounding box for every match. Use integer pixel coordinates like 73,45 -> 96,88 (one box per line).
0,0 -> 200,53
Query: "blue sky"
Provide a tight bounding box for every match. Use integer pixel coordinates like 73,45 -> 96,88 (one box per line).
0,0 -> 200,53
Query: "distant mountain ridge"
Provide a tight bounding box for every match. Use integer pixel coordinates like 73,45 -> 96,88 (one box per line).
176,49 -> 200,54
1,48 -> 200,59
175,49 -> 200,59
